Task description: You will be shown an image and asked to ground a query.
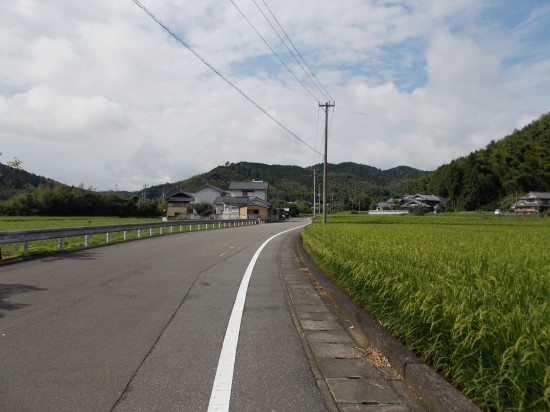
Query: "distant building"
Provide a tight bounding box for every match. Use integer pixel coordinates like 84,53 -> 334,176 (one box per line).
376,194 -> 442,211
213,195 -> 271,219
511,191 -> 550,215
193,184 -> 229,205
228,181 -> 269,201
166,180 -> 272,220
165,191 -> 194,218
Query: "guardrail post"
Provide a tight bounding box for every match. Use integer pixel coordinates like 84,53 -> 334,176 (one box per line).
58,238 -> 63,251
189,225 -> 192,232
106,233 -> 110,244
24,241 -> 29,256
124,231 -> 127,241
160,227 -> 163,235
149,228 -> 153,236
85,235 -> 89,247
180,225 -> 183,232
138,229 -> 141,238
170,226 -> 173,234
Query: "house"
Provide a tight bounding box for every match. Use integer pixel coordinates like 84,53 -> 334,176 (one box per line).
193,184 -> 229,205
170,180 -> 272,220
229,181 -> 269,201
213,195 -> 271,219
165,191 -> 194,218
376,198 -> 399,210
512,191 -> 550,215
376,194 -> 442,211
401,194 -> 442,210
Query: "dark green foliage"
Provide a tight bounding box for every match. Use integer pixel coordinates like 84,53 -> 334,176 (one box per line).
147,161 -> 428,211
0,183 -> 163,217
0,164 -> 56,200
417,113 -> 550,210
2,113 -> 547,215
194,201 -> 214,217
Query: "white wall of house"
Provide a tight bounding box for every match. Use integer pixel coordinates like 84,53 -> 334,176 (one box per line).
229,189 -> 267,201
195,187 -> 224,205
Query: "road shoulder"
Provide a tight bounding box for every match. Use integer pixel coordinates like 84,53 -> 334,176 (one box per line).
280,230 -> 480,412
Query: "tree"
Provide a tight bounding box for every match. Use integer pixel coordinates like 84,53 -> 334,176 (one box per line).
194,202 -> 214,217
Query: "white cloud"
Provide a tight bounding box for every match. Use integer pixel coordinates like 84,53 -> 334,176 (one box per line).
1,0 -> 548,191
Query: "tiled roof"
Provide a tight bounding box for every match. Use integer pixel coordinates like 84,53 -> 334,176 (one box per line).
195,184 -> 228,195
229,181 -> 269,190
213,196 -> 248,206
213,196 -> 272,208
525,191 -> 550,199
246,197 -> 271,208
166,191 -> 194,201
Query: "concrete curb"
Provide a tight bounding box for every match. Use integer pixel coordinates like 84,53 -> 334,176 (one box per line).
295,234 -> 480,412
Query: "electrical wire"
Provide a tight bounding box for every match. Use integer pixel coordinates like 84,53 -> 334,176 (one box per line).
251,0 -> 332,103
230,0 -> 320,103
312,106 -> 322,166
258,0 -> 334,102
130,0 -> 323,157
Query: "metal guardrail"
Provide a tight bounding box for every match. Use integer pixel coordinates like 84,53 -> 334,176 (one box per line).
0,218 -> 260,258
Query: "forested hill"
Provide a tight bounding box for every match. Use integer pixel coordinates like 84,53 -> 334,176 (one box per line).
2,113 -> 548,213
413,112 -> 550,210
146,162 -> 428,209
0,163 -> 57,201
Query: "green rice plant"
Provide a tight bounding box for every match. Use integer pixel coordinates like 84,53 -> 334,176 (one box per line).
302,214 -> 550,411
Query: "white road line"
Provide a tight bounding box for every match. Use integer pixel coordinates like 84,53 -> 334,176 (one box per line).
207,222 -> 309,412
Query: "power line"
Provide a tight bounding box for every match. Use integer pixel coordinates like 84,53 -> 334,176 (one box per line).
130,0 -> 323,157
230,0 -> 320,103
250,0 -> 332,102
258,0 -> 334,102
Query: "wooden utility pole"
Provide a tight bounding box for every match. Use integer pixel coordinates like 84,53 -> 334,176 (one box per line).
313,168 -> 316,216
320,102 -> 335,224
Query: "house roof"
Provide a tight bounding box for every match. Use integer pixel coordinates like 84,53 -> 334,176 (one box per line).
246,197 -> 271,208
413,194 -> 441,202
213,196 -> 248,206
213,196 -> 271,208
229,181 -> 269,191
524,191 -> 550,200
194,184 -> 228,195
166,191 -> 194,201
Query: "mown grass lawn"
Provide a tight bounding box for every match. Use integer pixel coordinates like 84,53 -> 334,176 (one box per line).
302,212 -> 549,411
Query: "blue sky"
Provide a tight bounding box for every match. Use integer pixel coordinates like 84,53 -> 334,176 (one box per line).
1,0 -> 549,191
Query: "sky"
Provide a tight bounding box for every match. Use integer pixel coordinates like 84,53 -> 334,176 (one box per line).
1,0 -> 549,192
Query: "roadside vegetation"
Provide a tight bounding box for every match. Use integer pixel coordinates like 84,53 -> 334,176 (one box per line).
302,213 -> 549,411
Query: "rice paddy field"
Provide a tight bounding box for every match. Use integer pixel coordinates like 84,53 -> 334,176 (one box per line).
302,213 -> 549,411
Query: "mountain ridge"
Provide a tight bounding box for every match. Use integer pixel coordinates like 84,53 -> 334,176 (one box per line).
1,112 -> 548,212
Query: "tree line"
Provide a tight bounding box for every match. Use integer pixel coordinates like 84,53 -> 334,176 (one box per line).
412,112 -> 550,210
2,113 -> 547,215
0,183 -> 164,217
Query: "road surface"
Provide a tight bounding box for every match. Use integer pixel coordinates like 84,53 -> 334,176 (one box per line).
0,218 -> 326,411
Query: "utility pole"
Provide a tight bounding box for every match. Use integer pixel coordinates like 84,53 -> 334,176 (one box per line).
320,102 -> 335,224
313,169 -> 316,216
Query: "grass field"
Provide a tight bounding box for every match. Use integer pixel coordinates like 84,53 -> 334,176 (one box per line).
0,216 -> 213,260
302,213 -> 549,411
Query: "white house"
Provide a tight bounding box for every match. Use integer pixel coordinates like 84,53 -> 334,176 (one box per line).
228,181 -> 269,201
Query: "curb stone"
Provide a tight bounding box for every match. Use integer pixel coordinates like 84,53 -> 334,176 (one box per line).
293,232 -> 480,412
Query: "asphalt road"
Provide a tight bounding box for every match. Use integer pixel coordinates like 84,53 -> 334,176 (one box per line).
0,218 -> 326,411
